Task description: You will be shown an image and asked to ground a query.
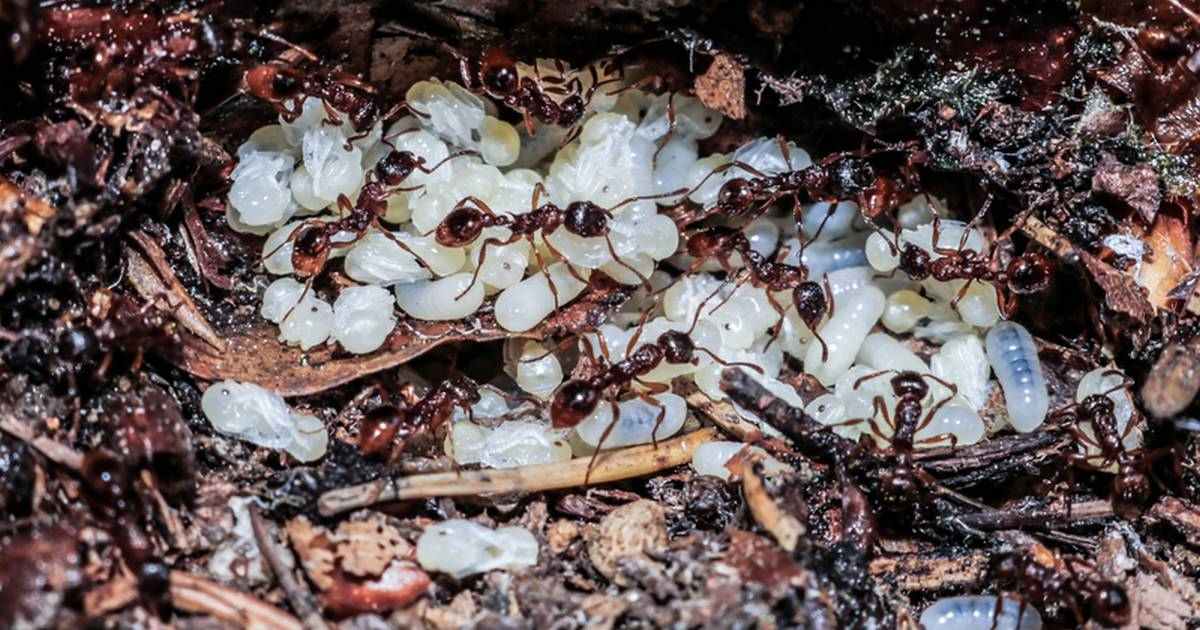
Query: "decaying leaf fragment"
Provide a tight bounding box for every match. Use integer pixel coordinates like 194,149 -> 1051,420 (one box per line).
694,54 -> 746,120
1092,153 -> 1161,224
0,177 -> 55,296
125,230 -> 226,352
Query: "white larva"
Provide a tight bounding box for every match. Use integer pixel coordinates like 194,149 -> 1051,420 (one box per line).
985,321 -> 1050,432
800,201 -> 860,242
468,230 -> 530,290
228,150 -> 295,227
332,285 -> 396,354
690,441 -> 787,481
515,342 -> 564,399
277,296 -> 333,351
261,278 -> 306,324
479,115 -> 520,166
919,595 -> 1042,630
805,285 -> 886,385
416,520 -> 538,579
394,272 -> 485,321
447,420 -> 571,468
865,229 -> 900,273
856,332 -> 929,374
932,334 -> 992,410
924,402 -> 986,447
494,263 -> 590,332
200,380 -> 328,462
783,235 -> 868,279
343,232 -> 432,286
574,393 -> 687,450
301,125 -> 363,202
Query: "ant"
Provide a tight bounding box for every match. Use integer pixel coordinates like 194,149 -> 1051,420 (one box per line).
847,370 -> 960,507
993,546 -> 1131,628
684,226 -> 833,359
1049,376 -> 1156,519
357,375 -> 481,462
455,47 -> 627,134
431,184 -> 685,301
549,292 -> 763,480
244,62 -> 402,134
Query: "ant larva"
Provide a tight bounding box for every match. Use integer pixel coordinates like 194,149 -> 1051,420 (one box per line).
358,375 -> 481,462
684,225 -> 833,359
549,295 -> 763,481
431,184 -> 686,301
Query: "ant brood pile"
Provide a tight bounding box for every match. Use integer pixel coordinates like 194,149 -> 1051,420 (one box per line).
204,53 -> 1144,485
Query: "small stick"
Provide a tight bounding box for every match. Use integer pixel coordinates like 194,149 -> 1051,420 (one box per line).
733,453 -> 804,551
86,571 -> 302,630
248,505 -> 330,630
0,416 -> 83,471
318,428 -> 718,516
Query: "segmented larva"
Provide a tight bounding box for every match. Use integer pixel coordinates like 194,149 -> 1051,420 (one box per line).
985,321 -> 1049,432
920,595 -> 1042,630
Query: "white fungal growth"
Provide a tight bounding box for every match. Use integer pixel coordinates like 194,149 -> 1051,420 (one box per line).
394,272 -> 485,321
448,420 -> 571,468
201,380 -> 328,462
805,285 -> 886,385
574,393 -> 687,450
920,595 -> 1042,630
416,520 -> 538,579
332,286 -> 396,354
494,263 -> 589,332
691,441 -> 787,481
986,321 -> 1050,432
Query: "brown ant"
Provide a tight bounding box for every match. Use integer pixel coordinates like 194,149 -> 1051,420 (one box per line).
684,226 -> 833,359
993,546 -> 1131,628
431,185 -> 685,301
455,47 -> 627,134
549,293 -> 763,480
244,62 -> 403,134
357,376 -> 481,462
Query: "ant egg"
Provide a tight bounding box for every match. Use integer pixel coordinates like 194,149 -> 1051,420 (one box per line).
416,520 -> 538,579
865,229 -> 900,272
600,253 -> 655,286
805,285 -> 886,385
882,289 -> 932,334
494,262 -> 590,332
896,195 -> 943,229
856,332 -> 929,374
469,231 -> 531,290
394,272 -> 485,321
332,286 -> 396,354
344,232 -> 433,286
574,393 -> 687,450
225,204 -> 279,235
238,124 -> 291,157
515,342 -> 564,399
663,274 -> 725,323
691,441 -> 786,481
924,401 -> 985,446
985,321 -> 1049,432
201,380 -> 329,462
631,212 -> 682,262
289,164 -> 329,212
260,278 -> 306,323
652,136 -> 699,199
229,151 -> 295,226
278,295 -> 333,350
448,420 -> 571,468
931,333 -> 991,410
801,201 -> 860,242
480,116 -> 520,166
920,595 -> 1042,630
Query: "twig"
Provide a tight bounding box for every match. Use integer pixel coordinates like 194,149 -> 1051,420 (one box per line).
318,428 -> 718,516
680,380 -> 780,442
248,505 -> 330,630
948,499 -> 1114,532
734,454 -> 804,551
86,570 -> 302,630
0,415 -> 84,471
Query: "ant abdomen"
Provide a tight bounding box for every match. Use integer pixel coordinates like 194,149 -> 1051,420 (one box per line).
550,379 -> 601,428
436,206 -> 487,247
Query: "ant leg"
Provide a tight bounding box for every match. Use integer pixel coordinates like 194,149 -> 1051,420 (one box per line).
949,278 -> 975,309
584,400 -> 623,485
257,219 -> 319,267
458,236 -> 510,299
603,235 -> 653,292
638,389 -> 669,450
694,347 -> 766,375
279,275 -> 316,324
415,149 -> 480,175
608,188 -> 693,212
651,92 -> 678,168
527,235 -> 562,311
853,369 -> 895,391
625,307 -> 655,358
372,220 -> 434,268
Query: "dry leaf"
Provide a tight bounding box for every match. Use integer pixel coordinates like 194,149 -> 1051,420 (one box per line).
695,54 -> 746,120
1092,154 -> 1162,224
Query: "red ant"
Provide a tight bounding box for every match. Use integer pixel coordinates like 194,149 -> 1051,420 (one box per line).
430,185 -> 685,301
357,376 -> 481,462
1049,375 -> 1156,519
993,546 -> 1131,628
549,295 -> 763,480
455,47 -> 627,134
684,226 -> 833,359
244,62 -> 403,134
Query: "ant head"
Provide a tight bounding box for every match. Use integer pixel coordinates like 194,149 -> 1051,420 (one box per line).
658,330 -> 695,364
890,371 -> 928,399
1080,393 -> 1115,422
550,379 -> 600,428
563,201 -> 609,238
558,95 -> 586,127
291,223 -> 330,277
244,64 -> 302,102
792,281 -> 827,325
1006,251 -> 1053,294
479,48 -> 519,97
898,244 -> 930,279
437,206 -> 485,247
1090,582 -> 1132,627
716,177 -> 756,215
375,150 -> 418,186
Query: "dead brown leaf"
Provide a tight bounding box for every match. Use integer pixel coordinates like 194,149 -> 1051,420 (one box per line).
1092,153 -> 1162,224
1079,250 -> 1155,326
694,54 -> 746,120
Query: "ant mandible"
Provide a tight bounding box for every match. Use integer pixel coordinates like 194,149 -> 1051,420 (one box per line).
431,184 -> 686,301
